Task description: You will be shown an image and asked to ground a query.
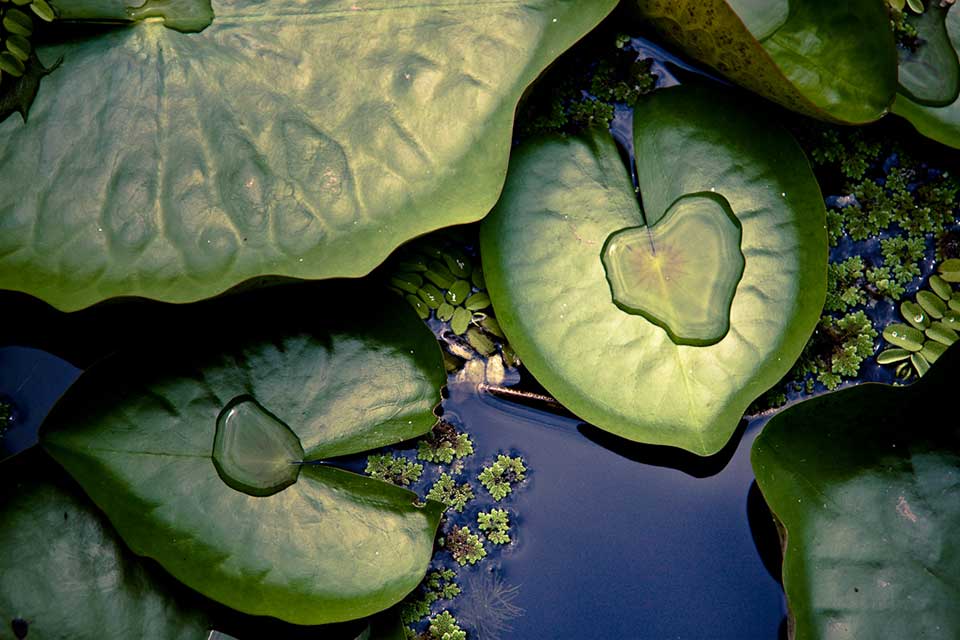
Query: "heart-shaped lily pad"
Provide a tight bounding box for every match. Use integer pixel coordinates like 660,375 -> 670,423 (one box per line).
40,284 -> 447,624
894,5 -> 960,148
481,84 -> 828,455
602,192 -> 744,346
0,0 -> 617,311
632,0 -> 897,124
752,344 -> 960,639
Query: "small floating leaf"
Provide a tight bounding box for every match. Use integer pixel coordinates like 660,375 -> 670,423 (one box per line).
451,306 -> 471,336
418,284 -> 444,309
900,300 -> 929,330
877,348 -> 912,364
390,273 -> 422,295
926,321 -> 958,345
28,0 -> 54,21
917,290 -> 947,318
437,302 -> 455,322
883,323 -> 925,351
2,8 -> 32,36
406,294 -> 429,320
910,351 -> 931,376
929,274 -> 954,300
445,279 -> 471,306
921,339 -> 947,363
464,292 -> 491,311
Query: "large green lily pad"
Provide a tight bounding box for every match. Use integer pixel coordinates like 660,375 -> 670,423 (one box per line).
0,453 -> 211,639
40,285 -> 447,624
632,0 -> 897,124
480,84 -> 827,456
894,5 -> 960,148
752,344 -> 960,640
0,0 -> 616,311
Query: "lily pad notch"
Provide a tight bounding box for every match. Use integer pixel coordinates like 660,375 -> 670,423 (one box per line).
40,287 -> 449,625
481,83 -> 828,456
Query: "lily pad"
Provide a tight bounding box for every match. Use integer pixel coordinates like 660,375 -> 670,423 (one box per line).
40,285 -> 447,624
752,344 -> 960,639
897,2 -> 960,108
0,453 -> 211,639
0,0 -> 617,311
632,0 -> 897,124
894,5 -> 960,148
480,84 -> 827,455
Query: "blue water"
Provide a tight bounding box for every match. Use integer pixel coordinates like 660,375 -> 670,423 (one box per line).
436,382 -> 785,640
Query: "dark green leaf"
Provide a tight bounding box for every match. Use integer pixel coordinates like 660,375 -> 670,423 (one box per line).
752,344 -> 960,640
898,2 -> 960,107
0,453 -> 211,639
40,285 -> 447,624
633,0 -> 897,124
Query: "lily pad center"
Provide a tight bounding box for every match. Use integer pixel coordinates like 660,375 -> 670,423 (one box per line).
212,396 -> 304,497
601,192 -> 745,346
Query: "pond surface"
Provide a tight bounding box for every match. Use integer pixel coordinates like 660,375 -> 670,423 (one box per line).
0,342 -> 786,639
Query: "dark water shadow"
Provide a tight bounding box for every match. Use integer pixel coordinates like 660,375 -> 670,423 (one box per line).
576,418 -> 748,479
748,480 -> 784,586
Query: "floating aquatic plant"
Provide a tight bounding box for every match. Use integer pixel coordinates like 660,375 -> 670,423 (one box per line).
442,526 -> 486,567
426,473 -> 475,513
879,259 -> 960,378
477,509 -> 511,545
365,454 -> 424,488
478,455 -> 526,502
425,610 -> 467,640
399,569 -> 461,626
417,421 -> 474,465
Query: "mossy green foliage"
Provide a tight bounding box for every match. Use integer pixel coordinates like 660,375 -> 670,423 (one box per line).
516,27 -> 656,137
887,0 -> 922,51
443,526 -> 486,567
478,455 -> 526,502
426,473 -> 474,513
424,611 -> 467,640
477,508 -> 511,545
795,311 -> 879,391
399,569 -> 461,626
364,454 -> 423,487
746,121 -> 960,406
417,422 -> 474,465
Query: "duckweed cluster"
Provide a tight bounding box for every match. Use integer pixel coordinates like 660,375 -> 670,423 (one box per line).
442,526 -> 487,567
477,508 -> 511,545
364,454 -> 423,487
417,421 -> 474,465
516,28 -> 657,137
400,570 -> 461,625
478,455 -> 526,502
748,122 -> 960,411
879,260 -> 960,378
426,473 -> 475,513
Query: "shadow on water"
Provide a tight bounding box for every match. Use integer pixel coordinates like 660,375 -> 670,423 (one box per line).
748,480 -> 785,586
577,418 -> 748,479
